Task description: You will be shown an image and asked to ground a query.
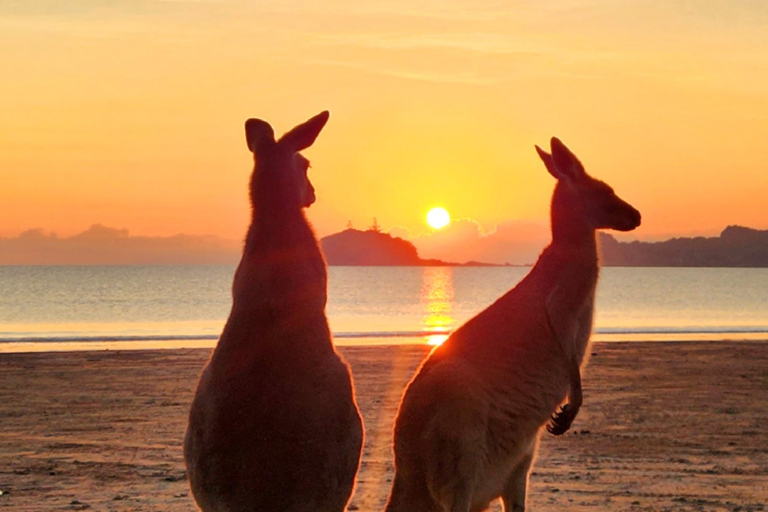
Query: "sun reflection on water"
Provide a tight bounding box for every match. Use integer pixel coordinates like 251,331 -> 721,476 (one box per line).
421,267 -> 455,345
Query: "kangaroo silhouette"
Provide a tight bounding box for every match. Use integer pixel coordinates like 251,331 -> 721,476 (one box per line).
184,111 -> 363,512
385,138 -> 641,512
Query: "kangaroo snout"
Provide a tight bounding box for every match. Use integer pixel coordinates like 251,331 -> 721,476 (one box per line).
616,205 -> 642,232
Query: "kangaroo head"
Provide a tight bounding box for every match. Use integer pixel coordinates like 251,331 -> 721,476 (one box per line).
244,111 -> 329,210
535,137 -> 641,232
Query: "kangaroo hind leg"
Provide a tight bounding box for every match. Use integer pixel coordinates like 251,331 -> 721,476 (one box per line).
500,450 -> 535,512
427,419 -> 485,512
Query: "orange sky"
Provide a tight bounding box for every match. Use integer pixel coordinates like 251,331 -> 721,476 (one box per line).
1,1 -> 767,261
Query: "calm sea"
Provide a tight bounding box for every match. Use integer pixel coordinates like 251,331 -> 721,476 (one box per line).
1,266 -> 767,352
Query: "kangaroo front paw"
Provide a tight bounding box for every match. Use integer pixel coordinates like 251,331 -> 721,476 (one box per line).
546,403 -> 578,436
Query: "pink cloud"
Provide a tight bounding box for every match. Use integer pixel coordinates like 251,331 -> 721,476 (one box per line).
411,219 -> 549,265
0,224 -> 241,265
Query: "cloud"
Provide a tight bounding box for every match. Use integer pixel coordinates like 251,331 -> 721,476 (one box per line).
314,31 -> 545,56
411,218 -> 549,265
0,224 -> 241,265
3,220 -> 547,266
311,58 -> 497,85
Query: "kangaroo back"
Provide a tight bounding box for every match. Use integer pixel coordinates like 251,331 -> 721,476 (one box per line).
184,111 -> 363,512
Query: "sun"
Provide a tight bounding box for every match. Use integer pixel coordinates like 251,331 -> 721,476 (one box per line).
427,207 -> 451,229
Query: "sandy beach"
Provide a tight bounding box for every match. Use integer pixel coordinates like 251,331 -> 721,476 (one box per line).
0,341 -> 766,511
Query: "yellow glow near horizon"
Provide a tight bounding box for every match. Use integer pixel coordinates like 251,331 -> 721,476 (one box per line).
1,0 -> 767,253
426,334 -> 450,346
427,207 -> 451,230
422,267 -> 454,346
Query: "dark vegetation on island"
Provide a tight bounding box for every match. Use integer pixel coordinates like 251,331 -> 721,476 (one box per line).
599,225 -> 768,267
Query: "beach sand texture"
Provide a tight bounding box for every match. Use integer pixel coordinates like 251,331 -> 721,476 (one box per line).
0,341 -> 766,511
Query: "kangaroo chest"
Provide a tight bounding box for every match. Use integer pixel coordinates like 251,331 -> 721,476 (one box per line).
573,288 -> 596,360
543,266 -> 598,363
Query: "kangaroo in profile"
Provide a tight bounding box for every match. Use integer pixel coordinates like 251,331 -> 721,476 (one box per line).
184,111 -> 363,512
385,138 -> 641,512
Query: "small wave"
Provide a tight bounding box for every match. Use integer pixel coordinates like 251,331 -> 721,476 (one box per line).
0,331 -> 448,343
2,326 -> 768,344
0,334 -> 220,343
334,330 -> 451,339
595,326 -> 768,335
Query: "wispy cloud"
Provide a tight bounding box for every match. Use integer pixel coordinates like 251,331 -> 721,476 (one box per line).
313,32 -> 545,55
310,58 -> 498,85
0,0 -> 236,40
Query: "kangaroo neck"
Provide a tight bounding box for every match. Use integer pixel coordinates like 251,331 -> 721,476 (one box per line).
245,205 -> 314,256
549,220 -> 598,264
549,182 -> 597,256
541,233 -> 599,297
235,200 -> 327,313
541,186 -> 600,293
216,207 -> 328,369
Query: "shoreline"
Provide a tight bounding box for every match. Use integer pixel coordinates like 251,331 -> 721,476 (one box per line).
2,332 -> 768,354
0,340 -> 766,510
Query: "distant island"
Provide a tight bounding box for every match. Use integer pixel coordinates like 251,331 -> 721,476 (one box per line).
321,226 -> 768,267
599,225 -> 768,267
320,228 -> 500,266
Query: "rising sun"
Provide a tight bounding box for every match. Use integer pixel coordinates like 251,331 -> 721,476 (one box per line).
427,207 -> 451,229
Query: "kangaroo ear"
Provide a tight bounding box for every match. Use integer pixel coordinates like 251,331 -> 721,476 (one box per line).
278,111 -> 330,152
245,119 -> 275,154
550,137 -> 585,181
535,145 -> 560,180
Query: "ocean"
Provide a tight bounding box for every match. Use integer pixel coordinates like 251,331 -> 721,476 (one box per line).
1,265 -> 767,352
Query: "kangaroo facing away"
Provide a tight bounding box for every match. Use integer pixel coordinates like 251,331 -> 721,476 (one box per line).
385,138 -> 641,512
184,112 -> 363,512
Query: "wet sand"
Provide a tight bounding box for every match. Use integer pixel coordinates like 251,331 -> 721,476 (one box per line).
0,341 -> 766,511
